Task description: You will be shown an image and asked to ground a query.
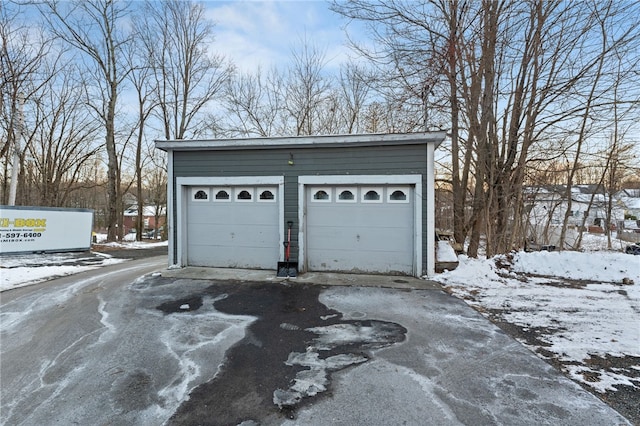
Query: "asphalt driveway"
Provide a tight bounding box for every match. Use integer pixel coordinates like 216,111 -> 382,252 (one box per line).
0,259 -> 631,425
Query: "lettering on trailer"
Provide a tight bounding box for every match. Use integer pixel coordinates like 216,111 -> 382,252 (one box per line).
0,218 -> 47,243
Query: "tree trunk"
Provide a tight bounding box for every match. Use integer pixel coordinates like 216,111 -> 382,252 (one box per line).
105,116 -> 118,241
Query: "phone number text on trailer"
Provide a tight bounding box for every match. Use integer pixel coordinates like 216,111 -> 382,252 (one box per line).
1,232 -> 43,239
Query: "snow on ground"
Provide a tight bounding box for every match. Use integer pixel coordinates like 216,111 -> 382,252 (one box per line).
434,235 -> 640,394
0,238 -> 167,292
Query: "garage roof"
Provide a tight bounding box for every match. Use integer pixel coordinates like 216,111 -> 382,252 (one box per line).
155,132 -> 447,151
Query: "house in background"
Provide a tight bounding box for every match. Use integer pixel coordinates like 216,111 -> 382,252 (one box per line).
156,132 -> 446,277
616,188 -> 640,219
123,205 -> 166,235
614,188 -> 640,243
526,185 -> 625,226
524,184 -> 639,246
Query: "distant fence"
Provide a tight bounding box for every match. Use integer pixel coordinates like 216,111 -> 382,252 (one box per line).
618,230 -> 640,243
617,220 -> 640,243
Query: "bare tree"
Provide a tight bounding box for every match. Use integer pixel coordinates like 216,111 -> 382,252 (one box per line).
126,33 -> 158,240
336,62 -> 373,134
27,66 -> 102,206
144,146 -> 168,240
333,0 -> 640,257
223,67 -> 286,137
40,0 -> 133,241
556,1 -> 640,250
0,5 -> 55,204
224,40 -> 375,137
137,0 -> 233,140
601,132 -> 637,250
285,38 -> 332,136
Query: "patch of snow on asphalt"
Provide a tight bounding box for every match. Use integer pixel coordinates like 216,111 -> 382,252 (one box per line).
0,254 -> 125,292
274,319 -> 406,408
156,297 -> 257,415
273,350 -> 368,408
434,249 -> 640,394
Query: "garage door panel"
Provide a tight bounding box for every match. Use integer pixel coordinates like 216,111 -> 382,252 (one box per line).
308,227 -> 411,251
189,205 -> 276,226
309,247 -> 412,274
187,185 -> 279,269
308,235 -> 412,271
188,225 -> 278,247
188,245 -> 278,269
306,185 -> 414,275
225,207 -> 277,225
308,203 -> 411,221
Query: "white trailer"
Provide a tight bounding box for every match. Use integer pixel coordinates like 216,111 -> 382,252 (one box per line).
0,206 -> 94,254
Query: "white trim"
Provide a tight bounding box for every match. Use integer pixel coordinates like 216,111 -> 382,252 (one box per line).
298,175 -> 422,276
299,174 -> 421,185
167,151 -> 175,267
425,144 -> 435,277
156,131 -> 447,152
177,176 -> 285,186
176,185 -> 188,267
415,183 -> 423,277
176,176 -> 285,267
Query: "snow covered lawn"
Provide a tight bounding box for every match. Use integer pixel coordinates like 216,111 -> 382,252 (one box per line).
434,249 -> 640,397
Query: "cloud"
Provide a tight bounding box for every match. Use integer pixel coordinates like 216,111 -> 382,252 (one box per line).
204,1 -> 351,72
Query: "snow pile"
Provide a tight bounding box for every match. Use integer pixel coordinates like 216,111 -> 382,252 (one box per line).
510,250 -> 637,282
436,241 -> 458,262
0,240 -> 166,292
435,249 -> 640,393
0,252 -> 126,292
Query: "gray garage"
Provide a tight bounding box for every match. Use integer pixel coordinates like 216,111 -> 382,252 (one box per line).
156,132 -> 445,277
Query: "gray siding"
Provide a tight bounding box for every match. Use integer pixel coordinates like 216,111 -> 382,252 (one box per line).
171,144 -> 430,274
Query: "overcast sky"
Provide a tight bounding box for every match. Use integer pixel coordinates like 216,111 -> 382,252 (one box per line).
203,1 -> 359,72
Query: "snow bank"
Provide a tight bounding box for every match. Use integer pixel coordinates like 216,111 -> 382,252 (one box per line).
435,248 -> 640,393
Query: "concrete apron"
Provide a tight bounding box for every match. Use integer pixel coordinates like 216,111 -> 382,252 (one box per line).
160,267 -> 629,425
162,266 -> 441,290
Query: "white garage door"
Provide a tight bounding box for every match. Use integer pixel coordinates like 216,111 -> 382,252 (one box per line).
186,186 -> 279,269
306,185 -> 414,275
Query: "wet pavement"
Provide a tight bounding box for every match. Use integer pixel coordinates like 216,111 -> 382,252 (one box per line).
0,259 -> 632,425
163,282 -> 406,425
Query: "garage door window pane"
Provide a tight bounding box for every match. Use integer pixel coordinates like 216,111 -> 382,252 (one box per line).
365,191 -> 379,200
390,190 -> 406,200
237,189 -> 253,201
362,189 -> 382,203
390,190 -> 405,200
312,189 -> 331,202
214,190 -> 230,201
337,188 -> 356,203
193,188 -> 209,201
388,187 -> 410,203
259,190 -> 275,201
339,190 -> 354,200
